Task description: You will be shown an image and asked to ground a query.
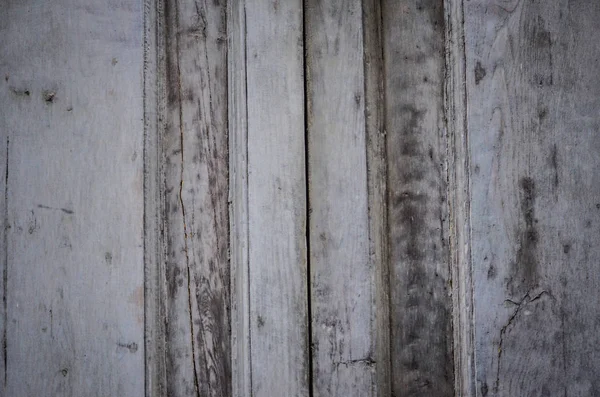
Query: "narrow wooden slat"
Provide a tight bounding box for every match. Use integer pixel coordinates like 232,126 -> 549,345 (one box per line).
144,0 -> 167,395
0,1 -> 146,395
382,1 -> 454,395
444,0 -> 475,395
362,0 -> 391,395
245,0 -> 309,395
464,1 -> 600,395
305,1 -> 379,395
162,0 -> 230,395
228,0 -> 251,396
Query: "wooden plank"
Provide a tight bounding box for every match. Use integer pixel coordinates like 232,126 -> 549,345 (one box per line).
144,0 -> 167,395
362,0 -> 391,395
0,1 -> 145,396
305,1 -> 380,395
444,0 -> 476,395
381,1 -> 454,396
162,0 -> 230,395
464,0 -> 600,395
245,0 -> 309,395
228,0 -> 251,396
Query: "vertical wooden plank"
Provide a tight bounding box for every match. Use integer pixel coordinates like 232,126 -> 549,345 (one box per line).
163,0 -> 230,395
363,0 -> 391,395
0,1 -> 145,396
465,1 -> 600,395
245,1 -> 309,395
144,0 -> 167,395
382,1 -> 454,396
228,0 -> 251,396
306,1 -> 382,395
444,0 -> 475,395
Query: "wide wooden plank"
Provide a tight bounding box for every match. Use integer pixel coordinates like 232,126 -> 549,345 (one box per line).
162,0 -> 230,395
245,0 -> 309,395
0,1 -> 145,396
382,1 -> 454,396
464,0 -> 600,395
305,1 -> 379,395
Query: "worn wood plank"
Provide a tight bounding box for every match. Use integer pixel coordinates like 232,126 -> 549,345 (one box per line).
245,0 -> 309,395
444,0 -> 476,395
0,1 -> 145,396
305,1 -> 380,395
382,1 -> 454,396
162,0 -> 230,395
362,0 -> 391,395
228,0 -> 250,396
464,1 -> 600,395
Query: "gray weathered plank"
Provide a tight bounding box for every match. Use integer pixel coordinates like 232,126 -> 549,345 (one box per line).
464,0 -> 600,395
382,1 -> 454,395
0,1 -> 146,396
305,1 -> 379,395
244,0 -> 309,395
228,0 -> 251,396
162,0 -> 230,395
444,0 -> 476,395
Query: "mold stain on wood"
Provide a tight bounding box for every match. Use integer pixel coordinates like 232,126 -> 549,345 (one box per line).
509,177 -> 539,296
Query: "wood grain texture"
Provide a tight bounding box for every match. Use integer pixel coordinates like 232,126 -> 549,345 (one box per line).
0,1 -> 145,396
245,0 -> 309,395
382,1 -> 454,396
305,1 -> 381,395
464,1 -> 600,395
228,0 -> 251,396
444,0 -> 475,395
144,0 -> 167,395
162,0 -> 230,395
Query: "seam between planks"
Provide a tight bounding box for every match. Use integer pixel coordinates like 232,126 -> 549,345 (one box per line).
3,137 -> 8,388
301,1 -> 314,396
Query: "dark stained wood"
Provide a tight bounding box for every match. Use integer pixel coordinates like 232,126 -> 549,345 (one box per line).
382,1 -> 455,395
163,0 -> 230,395
464,0 -> 600,395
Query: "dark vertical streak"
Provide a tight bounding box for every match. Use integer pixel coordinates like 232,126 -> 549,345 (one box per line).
301,1 -> 313,395
3,137 -> 8,386
243,3 -> 253,395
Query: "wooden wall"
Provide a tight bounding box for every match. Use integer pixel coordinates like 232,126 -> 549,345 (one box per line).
1,0 -> 600,396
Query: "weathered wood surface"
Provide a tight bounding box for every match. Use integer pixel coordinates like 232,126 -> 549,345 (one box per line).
305,1 -> 380,395
3,1 -> 600,396
0,1 -> 146,396
382,1 -> 454,395
162,0 -> 230,395
464,0 -> 600,395
244,0 -> 309,395
228,0 -> 251,396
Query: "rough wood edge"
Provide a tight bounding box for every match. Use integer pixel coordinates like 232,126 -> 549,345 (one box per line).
362,0 -> 390,395
443,0 -> 475,396
228,1 -> 251,396
144,0 -> 167,395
